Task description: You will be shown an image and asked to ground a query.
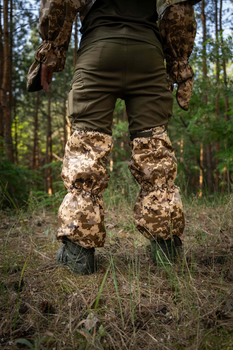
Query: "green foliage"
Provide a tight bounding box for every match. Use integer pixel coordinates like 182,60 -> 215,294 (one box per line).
27,189 -> 65,213
15,336 -> 46,350
169,28 -> 233,193
0,159 -> 38,209
104,163 -> 139,209
3,0 -> 233,201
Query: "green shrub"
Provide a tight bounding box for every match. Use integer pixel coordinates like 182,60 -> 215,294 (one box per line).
0,159 -> 37,209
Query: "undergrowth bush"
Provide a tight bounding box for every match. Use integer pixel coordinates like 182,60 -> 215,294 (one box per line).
27,189 -> 66,214
0,159 -> 39,209
104,161 -> 139,209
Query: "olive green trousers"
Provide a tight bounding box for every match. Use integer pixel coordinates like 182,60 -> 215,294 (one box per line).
57,39 -> 185,248
68,38 -> 173,136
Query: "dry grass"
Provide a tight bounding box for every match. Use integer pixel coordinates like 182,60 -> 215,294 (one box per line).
1,193 -> 233,350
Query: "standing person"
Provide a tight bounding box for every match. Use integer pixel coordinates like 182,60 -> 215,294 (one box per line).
27,0 -> 200,274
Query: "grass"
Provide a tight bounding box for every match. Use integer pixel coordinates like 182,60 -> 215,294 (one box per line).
0,176 -> 233,349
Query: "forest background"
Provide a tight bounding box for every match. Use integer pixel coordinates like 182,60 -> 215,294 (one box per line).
0,0 -> 233,206
1,1 -> 233,349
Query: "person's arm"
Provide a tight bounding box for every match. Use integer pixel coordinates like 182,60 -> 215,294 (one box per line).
27,0 -> 84,92
157,0 -> 200,19
158,0 -> 200,110
36,0 -> 84,72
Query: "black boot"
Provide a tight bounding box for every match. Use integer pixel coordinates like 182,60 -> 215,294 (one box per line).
151,236 -> 183,266
57,237 -> 96,275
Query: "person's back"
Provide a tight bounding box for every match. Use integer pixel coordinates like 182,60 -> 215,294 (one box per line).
80,0 -> 160,49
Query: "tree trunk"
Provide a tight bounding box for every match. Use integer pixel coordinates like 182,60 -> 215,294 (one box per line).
201,0 -> 207,79
194,156 -> 199,191
63,75 -> 67,153
215,0 -> 220,192
66,116 -> 71,140
73,14 -> 78,68
219,0 -> 229,123
206,144 -> 212,192
9,0 -> 12,112
219,0 -> 230,193
13,102 -> 18,165
11,0 -> 17,164
46,86 -> 53,194
0,0 -> 4,153
201,0 -> 212,193
1,0 -> 14,162
63,97 -> 67,153
33,92 -> 40,171
199,144 -> 204,197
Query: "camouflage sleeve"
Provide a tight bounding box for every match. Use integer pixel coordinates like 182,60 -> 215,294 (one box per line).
157,0 -> 201,19
35,0 -> 85,72
159,1 -> 197,110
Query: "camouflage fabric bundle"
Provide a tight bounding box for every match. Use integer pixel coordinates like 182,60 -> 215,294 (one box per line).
27,0 -> 82,91
129,126 -> 185,240
160,2 -> 197,111
57,130 -> 113,248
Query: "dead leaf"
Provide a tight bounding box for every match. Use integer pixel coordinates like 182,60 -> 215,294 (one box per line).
78,313 -> 99,331
122,283 -> 135,295
105,223 -> 116,229
45,331 -> 54,337
77,329 -> 93,343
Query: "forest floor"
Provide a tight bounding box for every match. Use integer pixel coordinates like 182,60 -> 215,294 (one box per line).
1,194 -> 233,350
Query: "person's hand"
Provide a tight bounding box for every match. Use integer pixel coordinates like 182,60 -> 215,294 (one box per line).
169,84 -> 174,92
41,63 -> 53,93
